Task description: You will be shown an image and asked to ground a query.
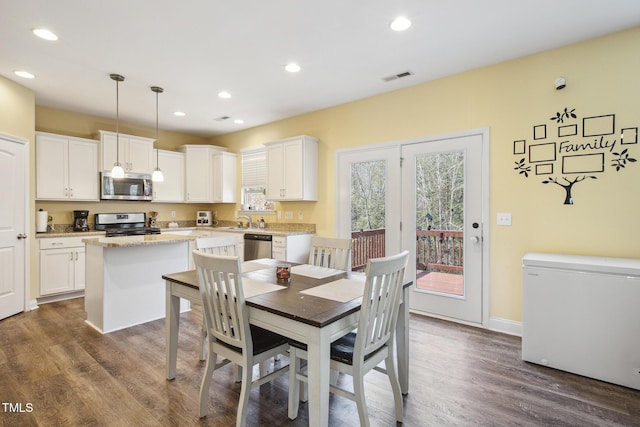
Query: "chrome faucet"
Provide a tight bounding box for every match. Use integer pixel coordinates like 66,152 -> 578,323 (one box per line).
238,215 -> 252,229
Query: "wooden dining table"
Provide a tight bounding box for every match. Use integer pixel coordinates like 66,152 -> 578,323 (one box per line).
163,258 -> 411,427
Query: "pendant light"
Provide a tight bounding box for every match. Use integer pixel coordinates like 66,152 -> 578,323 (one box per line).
151,86 -> 164,182
110,73 -> 125,178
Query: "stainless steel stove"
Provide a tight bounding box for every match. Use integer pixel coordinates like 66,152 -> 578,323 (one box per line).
94,212 -> 161,237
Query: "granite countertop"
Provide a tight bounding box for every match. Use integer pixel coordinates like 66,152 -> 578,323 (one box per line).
83,234 -> 195,248
36,226 -> 315,239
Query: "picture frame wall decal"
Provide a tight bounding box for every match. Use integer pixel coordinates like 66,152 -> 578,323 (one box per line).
513,107 -> 637,204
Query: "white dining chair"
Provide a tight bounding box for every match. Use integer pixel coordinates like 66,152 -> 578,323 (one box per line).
288,250 -> 409,426
196,236 -> 240,361
194,251 -> 290,426
307,236 -> 352,271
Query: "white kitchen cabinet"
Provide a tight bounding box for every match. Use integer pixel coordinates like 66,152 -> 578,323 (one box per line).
272,234 -> 313,263
266,135 -> 318,201
39,237 -> 86,296
99,130 -> 155,174
36,132 -> 99,201
181,144 -> 235,203
152,149 -> 185,202
213,152 -> 237,203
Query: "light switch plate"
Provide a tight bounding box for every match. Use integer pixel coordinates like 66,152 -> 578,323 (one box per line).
497,212 -> 512,226
285,211 -> 293,220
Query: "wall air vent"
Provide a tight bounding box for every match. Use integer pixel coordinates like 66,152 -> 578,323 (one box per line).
382,70 -> 414,82
214,116 -> 231,121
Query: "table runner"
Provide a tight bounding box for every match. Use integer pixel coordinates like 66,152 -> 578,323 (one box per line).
242,278 -> 286,298
242,259 -> 275,273
291,264 -> 344,279
299,278 -> 365,302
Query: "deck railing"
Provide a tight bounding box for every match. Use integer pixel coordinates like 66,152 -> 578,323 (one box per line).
351,228 -> 385,271
416,229 -> 464,273
351,228 -> 464,273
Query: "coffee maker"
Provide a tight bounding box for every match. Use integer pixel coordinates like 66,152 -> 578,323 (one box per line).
73,210 -> 90,232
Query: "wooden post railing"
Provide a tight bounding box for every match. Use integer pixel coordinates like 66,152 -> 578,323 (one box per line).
351,228 -> 464,273
351,228 -> 385,272
416,229 -> 464,273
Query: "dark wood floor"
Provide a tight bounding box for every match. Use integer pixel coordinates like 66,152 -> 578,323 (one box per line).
1,298 -> 638,426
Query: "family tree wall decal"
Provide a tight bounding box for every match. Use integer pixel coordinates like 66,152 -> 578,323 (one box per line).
513,107 -> 637,205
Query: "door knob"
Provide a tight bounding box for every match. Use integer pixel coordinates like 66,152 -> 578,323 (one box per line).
17,233 -> 27,239
469,235 -> 480,244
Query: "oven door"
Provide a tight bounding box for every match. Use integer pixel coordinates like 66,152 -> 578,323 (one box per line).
101,171 -> 153,200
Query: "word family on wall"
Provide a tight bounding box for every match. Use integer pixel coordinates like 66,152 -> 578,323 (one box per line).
513,108 -> 637,205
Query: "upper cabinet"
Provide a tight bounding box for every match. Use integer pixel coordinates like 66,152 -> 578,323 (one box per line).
180,145 -> 236,203
213,152 -> 237,203
152,149 -> 185,203
99,130 -> 154,174
36,132 -> 99,201
266,135 -> 318,201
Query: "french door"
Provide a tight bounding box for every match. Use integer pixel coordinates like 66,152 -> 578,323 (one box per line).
335,145 -> 401,264
336,130 -> 488,326
401,132 -> 487,324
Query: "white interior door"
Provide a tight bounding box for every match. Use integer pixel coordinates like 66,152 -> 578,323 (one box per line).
401,131 -> 488,324
0,133 -> 28,320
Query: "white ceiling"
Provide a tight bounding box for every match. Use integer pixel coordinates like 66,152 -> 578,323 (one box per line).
2,1 -> 640,137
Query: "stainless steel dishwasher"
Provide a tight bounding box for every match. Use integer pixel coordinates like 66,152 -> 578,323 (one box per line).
244,233 -> 272,260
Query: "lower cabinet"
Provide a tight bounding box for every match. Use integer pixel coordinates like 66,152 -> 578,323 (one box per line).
272,234 -> 313,263
39,237 -> 86,296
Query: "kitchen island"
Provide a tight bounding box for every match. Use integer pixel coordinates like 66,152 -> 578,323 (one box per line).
83,234 -> 194,334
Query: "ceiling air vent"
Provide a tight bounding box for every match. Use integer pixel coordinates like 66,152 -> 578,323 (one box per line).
382,70 -> 414,82
214,116 -> 231,122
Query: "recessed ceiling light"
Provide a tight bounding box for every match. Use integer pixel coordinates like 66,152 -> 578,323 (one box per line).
285,63 -> 301,73
390,17 -> 411,32
218,91 -> 231,99
32,28 -> 58,41
234,119 -> 244,124
15,70 -> 35,79
173,111 -> 186,117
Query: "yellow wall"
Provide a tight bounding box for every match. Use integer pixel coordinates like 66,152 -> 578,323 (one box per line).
212,27 -> 640,322
4,27 -> 639,323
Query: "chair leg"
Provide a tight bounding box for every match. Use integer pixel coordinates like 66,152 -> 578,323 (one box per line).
200,316 -> 207,361
236,360 -> 253,427
385,355 -> 404,422
353,367 -> 370,427
198,349 -> 217,418
288,348 -> 301,420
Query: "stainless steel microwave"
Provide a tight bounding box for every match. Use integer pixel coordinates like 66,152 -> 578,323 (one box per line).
101,171 -> 153,201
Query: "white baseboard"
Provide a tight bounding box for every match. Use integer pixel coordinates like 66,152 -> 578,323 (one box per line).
36,290 -> 84,306
410,309 -> 522,337
489,316 -> 522,337
29,299 -> 39,310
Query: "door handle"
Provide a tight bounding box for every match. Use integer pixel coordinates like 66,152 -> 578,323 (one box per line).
17,233 -> 27,239
469,235 -> 481,244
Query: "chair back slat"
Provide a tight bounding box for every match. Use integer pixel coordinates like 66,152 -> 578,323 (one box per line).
308,236 -> 352,270
196,236 -> 239,256
194,251 -> 251,354
355,250 -> 409,361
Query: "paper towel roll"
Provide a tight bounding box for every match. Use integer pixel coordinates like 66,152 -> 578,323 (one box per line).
37,210 -> 48,233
